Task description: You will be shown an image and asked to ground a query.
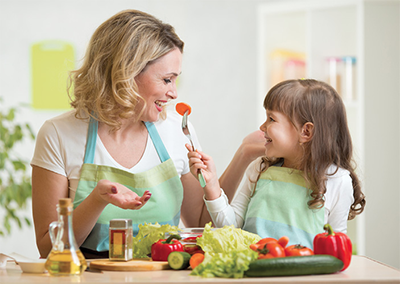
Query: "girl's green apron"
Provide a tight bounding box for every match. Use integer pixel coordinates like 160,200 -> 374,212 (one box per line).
73,118 -> 183,252
242,166 -> 324,248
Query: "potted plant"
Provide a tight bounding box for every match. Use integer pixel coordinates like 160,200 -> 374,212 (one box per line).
0,98 -> 35,236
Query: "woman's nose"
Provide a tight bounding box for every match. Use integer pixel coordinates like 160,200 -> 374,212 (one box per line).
167,85 -> 178,100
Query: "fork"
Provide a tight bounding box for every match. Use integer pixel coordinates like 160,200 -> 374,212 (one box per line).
181,110 -> 207,188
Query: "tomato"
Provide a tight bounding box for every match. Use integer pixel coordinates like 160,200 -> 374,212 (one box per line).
285,244 -> 314,256
182,236 -> 202,243
183,244 -> 204,255
277,236 -> 289,248
251,236 -> 289,258
257,236 -> 289,248
257,242 -> 286,259
257,237 -> 277,245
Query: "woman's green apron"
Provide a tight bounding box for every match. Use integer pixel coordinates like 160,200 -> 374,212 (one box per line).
73,118 -> 183,252
242,166 -> 324,248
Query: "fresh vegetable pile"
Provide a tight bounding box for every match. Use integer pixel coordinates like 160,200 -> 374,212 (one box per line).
188,223 -> 260,278
151,234 -> 184,261
139,223 -> 352,278
132,223 -> 180,258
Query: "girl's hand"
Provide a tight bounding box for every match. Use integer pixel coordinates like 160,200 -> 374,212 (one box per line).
185,144 -> 221,200
95,179 -> 152,210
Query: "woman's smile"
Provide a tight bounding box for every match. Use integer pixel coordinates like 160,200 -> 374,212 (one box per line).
135,48 -> 182,122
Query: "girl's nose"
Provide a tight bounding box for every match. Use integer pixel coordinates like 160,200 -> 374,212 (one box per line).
259,121 -> 267,132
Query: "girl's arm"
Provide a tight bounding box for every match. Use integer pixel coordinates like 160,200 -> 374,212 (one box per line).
186,143 -> 259,228
32,166 -> 151,258
205,159 -> 259,228
324,169 -> 355,233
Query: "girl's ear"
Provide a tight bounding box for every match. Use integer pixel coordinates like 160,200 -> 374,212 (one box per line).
299,122 -> 314,143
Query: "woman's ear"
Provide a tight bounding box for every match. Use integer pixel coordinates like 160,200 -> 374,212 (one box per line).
299,122 -> 314,143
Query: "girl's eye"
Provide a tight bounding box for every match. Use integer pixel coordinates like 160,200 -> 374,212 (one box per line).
164,78 -> 172,84
269,116 -> 275,122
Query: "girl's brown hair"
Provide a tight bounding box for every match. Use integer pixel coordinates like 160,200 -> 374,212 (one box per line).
68,9 -> 184,131
258,79 -> 365,220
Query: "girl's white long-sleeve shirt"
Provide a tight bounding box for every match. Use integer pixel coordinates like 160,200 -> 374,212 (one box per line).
205,158 -> 355,234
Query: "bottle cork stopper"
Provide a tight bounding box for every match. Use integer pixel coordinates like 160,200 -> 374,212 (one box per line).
59,198 -> 71,208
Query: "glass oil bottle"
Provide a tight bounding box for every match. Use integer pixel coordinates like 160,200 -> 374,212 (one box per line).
45,198 -> 87,276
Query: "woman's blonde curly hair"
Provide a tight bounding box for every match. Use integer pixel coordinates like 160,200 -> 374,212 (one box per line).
68,9 -> 184,131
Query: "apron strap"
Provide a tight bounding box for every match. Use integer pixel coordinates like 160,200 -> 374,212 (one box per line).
144,121 -> 170,163
83,118 -> 170,164
84,117 -> 98,164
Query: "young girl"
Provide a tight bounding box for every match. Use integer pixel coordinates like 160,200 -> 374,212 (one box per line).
187,79 -> 366,248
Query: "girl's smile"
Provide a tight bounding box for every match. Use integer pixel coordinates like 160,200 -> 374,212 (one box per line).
260,109 -> 303,168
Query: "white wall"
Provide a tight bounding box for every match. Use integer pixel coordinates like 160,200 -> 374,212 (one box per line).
0,0 -> 269,260
363,0 -> 400,270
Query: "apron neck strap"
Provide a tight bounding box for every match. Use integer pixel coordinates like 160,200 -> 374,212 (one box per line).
84,118 -> 170,164
84,117 -> 98,164
144,121 -> 170,163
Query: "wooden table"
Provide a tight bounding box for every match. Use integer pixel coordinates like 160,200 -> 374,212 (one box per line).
1,255 -> 399,283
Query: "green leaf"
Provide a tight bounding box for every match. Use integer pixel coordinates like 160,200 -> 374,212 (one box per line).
0,98 -> 34,236
12,160 -> 26,171
25,217 -> 31,226
6,108 -> 16,121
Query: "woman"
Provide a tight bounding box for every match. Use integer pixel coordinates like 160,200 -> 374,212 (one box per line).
31,9 -> 265,258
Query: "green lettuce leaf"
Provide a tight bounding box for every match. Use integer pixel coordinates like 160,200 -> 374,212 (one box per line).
197,223 -> 261,254
191,223 -> 260,278
132,222 -> 180,258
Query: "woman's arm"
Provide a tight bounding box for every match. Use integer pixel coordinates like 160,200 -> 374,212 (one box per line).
32,166 -> 152,258
180,172 -> 213,227
32,166 -> 70,257
219,130 -> 265,202
180,130 -> 265,228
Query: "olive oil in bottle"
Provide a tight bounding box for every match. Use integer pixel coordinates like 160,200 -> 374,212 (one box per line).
45,198 -> 87,276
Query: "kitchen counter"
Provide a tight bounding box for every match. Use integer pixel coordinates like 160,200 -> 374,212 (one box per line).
1,255 -> 399,284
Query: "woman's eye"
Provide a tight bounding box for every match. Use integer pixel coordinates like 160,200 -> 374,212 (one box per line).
164,78 -> 172,84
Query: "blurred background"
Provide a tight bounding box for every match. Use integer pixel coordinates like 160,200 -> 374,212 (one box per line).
0,0 -> 399,269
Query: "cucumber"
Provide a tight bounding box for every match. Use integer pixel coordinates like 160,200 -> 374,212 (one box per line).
245,255 -> 343,277
167,251 -> 191,270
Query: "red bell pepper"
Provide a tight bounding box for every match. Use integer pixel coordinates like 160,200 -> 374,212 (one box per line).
151,234 -> 183,261
313,224 -> 352,271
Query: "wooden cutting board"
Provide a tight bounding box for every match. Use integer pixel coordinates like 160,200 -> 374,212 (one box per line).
90,258 -> 170,271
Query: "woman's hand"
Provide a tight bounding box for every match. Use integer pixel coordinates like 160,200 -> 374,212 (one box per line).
94,179 -> 152,210
240,130 -> 266,162
218,130 -> 265,202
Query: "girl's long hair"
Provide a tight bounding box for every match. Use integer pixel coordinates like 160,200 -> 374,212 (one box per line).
258,79 -> 365,220
68,9 -> 184,131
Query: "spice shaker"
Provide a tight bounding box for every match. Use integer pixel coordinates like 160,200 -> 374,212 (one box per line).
109,219 -> 133,261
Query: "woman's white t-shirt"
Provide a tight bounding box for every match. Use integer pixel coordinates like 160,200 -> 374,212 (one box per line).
31,109 -> 200,201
